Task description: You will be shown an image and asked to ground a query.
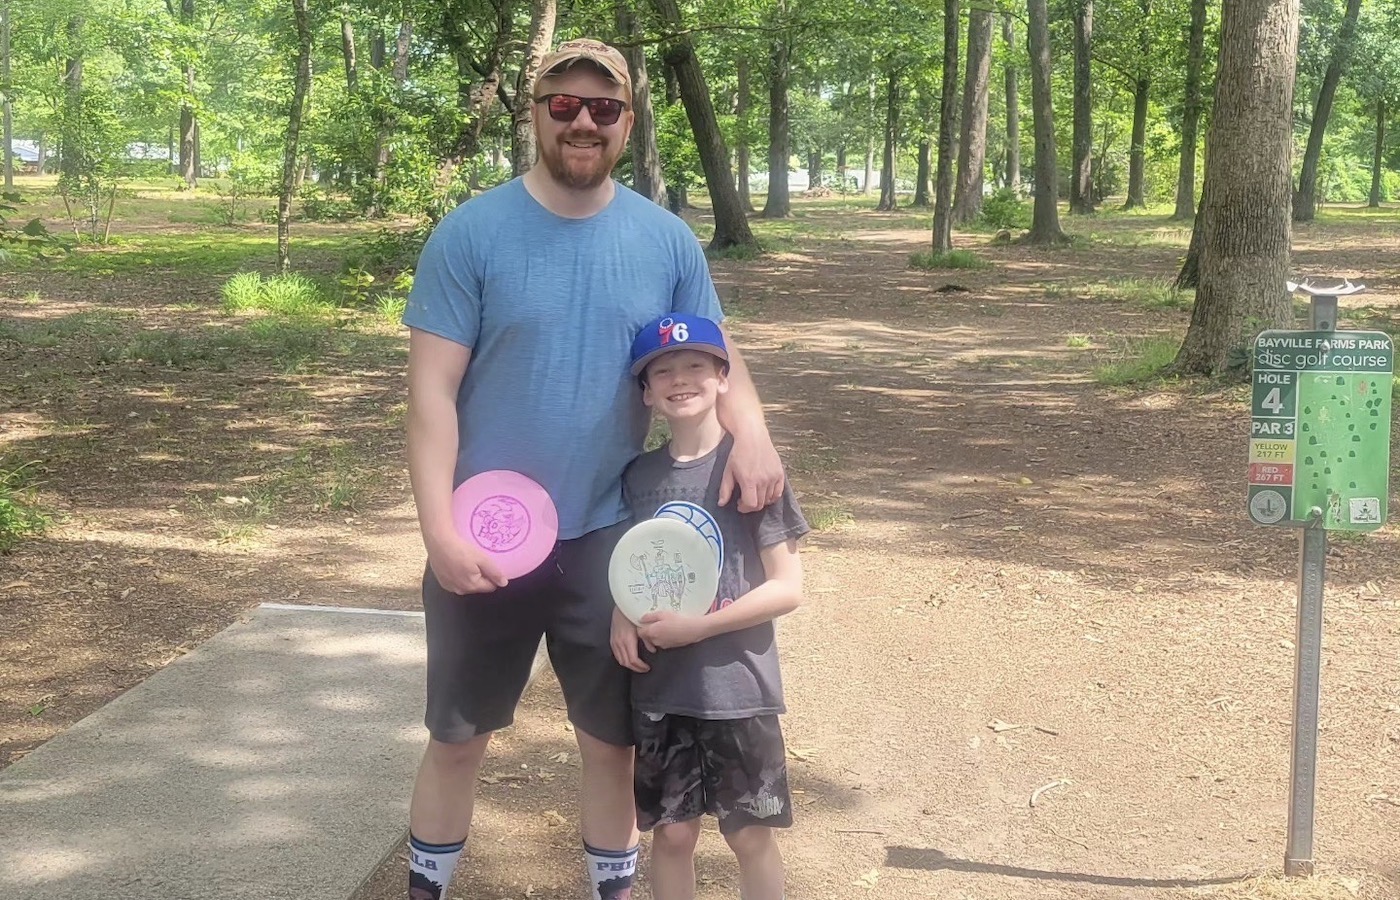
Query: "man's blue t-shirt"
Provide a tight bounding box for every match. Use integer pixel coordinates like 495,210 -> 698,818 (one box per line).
403,178 -> 724,539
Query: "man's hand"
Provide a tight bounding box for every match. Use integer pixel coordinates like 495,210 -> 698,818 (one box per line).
610,608 -> 652,672
637,610 -> 711,649
425,532 -> 508,595
719,429 -> 784,512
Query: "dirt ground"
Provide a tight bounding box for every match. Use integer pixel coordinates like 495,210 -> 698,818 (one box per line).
2,191 -> 1398,900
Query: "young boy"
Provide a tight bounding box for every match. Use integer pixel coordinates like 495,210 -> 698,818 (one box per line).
611,313 -> 809,900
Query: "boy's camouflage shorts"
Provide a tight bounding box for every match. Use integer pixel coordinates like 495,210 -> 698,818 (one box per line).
632,711 -> 793,835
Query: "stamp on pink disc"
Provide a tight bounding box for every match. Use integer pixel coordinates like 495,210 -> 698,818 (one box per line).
451,470 -> 559,580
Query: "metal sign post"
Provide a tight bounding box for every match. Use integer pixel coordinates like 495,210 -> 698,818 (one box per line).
1247,280 -> 1394,877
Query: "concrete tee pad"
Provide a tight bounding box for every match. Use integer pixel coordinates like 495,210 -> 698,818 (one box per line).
0,604 -> 427,900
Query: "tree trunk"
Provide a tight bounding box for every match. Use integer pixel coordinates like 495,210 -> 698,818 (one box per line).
877,70 -> 900,211
616,2 -> 665,205
1069,0 -> 1093,214
1291,0 -> 1362,222
932,0 -> 960,249
370,15 -> 414,216
60,17 -> 82,181
662,62 -> 688,211
913,139 -> 932,206
175,0 -> 197,188
864,139 -> 875,195
512,0 -> 556,176
652,0 -> 757,252
1,0 -> 12,191
1123,76 -> 1149,208
836,146 -> 848,191
762,21 -> 791,218
1175,185 -> 1205,288
370,30 -> 385,69
440,0 -> 514,198
1174,0 -> 1299,375
278,0 -> 313,273
1369,98 -> 1386,208
1026,0 -> 1066,243
735,55 -> 755,211
1004,13 -> 1021,195
341,14 -> 358,92
953,5 -> 993,224
1172,0 -> 1206,219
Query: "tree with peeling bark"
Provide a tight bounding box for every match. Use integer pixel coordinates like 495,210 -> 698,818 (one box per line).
952,3 -> 993,224
651,0 -> 757,252
931,0 -> 959,250
1173,0 -> 1300,376
1025,0 -> 1067,243
512,0 -> 556,175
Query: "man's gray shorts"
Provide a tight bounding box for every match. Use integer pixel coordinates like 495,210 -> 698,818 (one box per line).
422,521 -> 631,746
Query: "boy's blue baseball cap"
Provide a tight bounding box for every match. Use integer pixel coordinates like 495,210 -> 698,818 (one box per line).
629,313 -> 729,377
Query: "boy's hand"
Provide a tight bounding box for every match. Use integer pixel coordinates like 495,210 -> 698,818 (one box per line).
638,611 -> 711,649
610,608 -> 651,672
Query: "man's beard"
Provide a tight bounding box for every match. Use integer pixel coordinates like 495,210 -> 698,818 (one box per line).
538,133 -> 622,190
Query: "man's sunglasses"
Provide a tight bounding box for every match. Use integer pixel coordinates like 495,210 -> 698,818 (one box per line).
536,93 -> 628,126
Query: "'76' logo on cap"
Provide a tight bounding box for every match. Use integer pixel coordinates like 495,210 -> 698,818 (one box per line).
658,317 -> 690,345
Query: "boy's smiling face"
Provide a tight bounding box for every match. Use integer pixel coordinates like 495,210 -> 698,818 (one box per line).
642,348 -> 729,422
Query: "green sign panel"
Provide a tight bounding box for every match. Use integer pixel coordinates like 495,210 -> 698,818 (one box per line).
1249,330 -> 1394,531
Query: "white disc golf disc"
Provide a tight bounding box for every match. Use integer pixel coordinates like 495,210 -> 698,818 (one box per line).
609,518 -> 719,625
655,501 -> 724,572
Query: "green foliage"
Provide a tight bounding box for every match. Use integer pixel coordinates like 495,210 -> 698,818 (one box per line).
910,249 -> 990,270
977,189 -> 1031,230
0,462 -> 50,552
0,192 -> 66,262
57,88 -> 130,244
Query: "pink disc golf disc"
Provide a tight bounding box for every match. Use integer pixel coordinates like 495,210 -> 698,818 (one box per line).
451,470 -> 559,580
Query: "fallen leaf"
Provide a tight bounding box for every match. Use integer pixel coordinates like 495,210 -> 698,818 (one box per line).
551,752 -> 571,764
1018,476 -> 1034,485
988,719 -> 1022,733
787,747 -> 819,762
543,810 -> 568,827
119,588 -> 135,600
2,581 -> 32,591
855,868 -> 880,888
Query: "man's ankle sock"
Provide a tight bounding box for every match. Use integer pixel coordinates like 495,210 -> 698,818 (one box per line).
408,833 -> 465,899
584,841 -> 639,900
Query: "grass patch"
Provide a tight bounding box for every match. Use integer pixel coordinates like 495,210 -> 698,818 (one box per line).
0,310 -> 132,346
104,318 -> 340,372
1093,335 -> 1181,385
0,462 -> 50,552
910,249 -> 990,271
1066,334 -> 1093,348
707,242 -> 763,261
1047,277 -> 1190,310
222,271 -> 336,317
805,501 -> 854,532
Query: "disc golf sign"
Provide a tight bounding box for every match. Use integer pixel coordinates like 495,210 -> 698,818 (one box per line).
1249,330 -> 1394,530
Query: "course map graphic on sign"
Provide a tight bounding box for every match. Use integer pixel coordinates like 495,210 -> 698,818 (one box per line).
1249,329 -> 1394,531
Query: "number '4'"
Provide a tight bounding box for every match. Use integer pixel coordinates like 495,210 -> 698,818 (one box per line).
1262,387 -> 1285,414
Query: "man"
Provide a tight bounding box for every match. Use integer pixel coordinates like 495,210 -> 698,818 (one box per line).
400,38 -> 784,900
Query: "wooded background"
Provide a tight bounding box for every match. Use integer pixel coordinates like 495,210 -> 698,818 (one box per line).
4,0 -> 1399,372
